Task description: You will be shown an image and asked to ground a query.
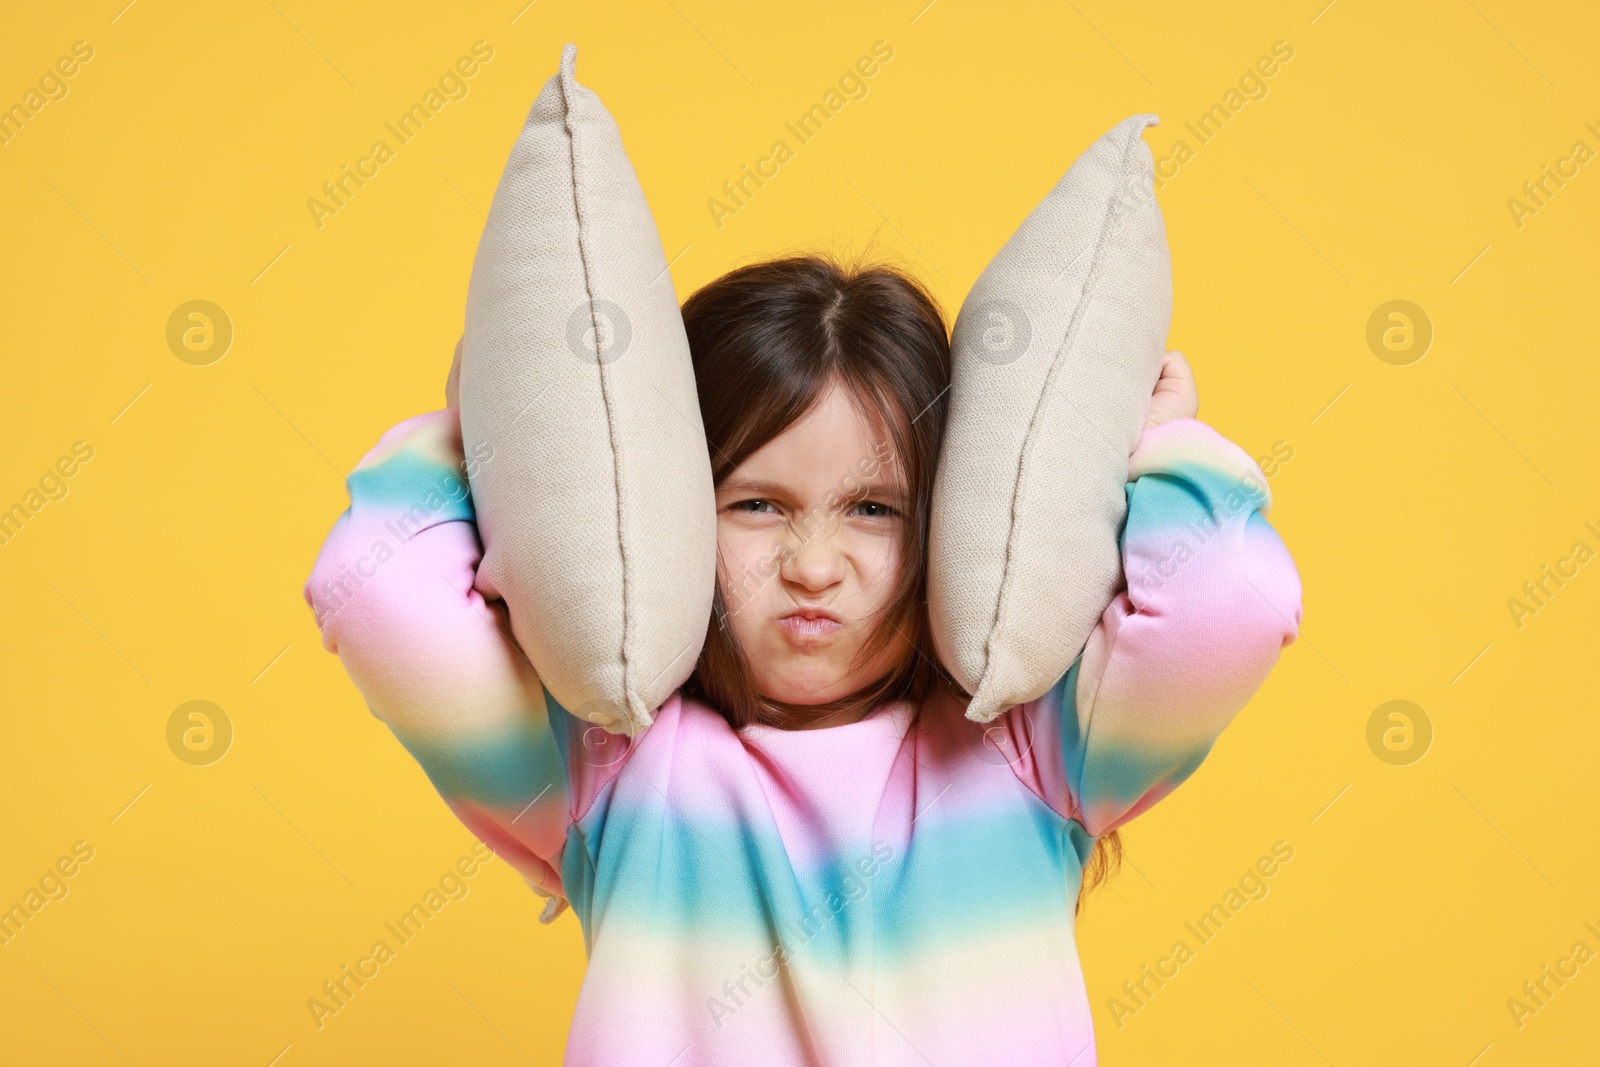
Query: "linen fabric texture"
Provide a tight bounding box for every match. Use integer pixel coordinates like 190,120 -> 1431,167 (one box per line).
459,44 -> 716,735
929,114 -> 1173,723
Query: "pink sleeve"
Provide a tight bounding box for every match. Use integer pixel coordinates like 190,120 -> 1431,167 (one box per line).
1003,417 -> 1303,837
303,409 -> 632,919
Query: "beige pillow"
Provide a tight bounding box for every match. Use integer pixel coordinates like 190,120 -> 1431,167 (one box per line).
928,115 -> 1171,724
459,44 -> 716,735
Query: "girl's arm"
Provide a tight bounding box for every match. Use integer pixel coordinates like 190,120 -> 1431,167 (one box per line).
1006,416 -> 1303,837
303,408 -> 631,919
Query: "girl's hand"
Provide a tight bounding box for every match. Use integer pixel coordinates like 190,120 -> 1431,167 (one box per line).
446,336 -> 463,409
1144,350 -> 1198,430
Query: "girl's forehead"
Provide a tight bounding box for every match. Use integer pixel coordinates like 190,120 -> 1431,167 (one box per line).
722,448 -> 903,490
788,384 -> 886,440
721,390 -> 906,497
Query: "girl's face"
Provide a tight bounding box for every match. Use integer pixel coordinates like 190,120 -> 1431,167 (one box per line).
714,382 -> 913,713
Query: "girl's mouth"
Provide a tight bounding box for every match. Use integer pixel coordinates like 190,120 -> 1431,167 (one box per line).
777,610 -> 843,640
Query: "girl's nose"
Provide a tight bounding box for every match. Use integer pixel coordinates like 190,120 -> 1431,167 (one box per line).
779,526 -> 846,592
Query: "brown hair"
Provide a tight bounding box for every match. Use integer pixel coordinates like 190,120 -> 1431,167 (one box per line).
677,251 -> 1119,912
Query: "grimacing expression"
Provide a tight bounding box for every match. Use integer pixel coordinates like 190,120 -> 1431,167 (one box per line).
713,382 -> 912,708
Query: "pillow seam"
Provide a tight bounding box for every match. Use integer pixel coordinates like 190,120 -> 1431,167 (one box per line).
558,65 -> 639,730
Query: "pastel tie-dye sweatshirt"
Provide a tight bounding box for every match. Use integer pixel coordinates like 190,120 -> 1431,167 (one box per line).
304,409 -> 1301,1066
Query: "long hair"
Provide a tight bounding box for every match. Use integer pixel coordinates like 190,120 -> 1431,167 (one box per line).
677,251 -> 1120,912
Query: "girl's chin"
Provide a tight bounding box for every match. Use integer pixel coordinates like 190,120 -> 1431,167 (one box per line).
759,685 -> 843,708
754,663 -> 850,707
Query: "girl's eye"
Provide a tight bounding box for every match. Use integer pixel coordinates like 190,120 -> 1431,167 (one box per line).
851,501 -> 897,519
731,499 -> 775,514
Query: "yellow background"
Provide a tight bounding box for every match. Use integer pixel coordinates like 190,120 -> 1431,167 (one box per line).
3,1 -> 1596,1063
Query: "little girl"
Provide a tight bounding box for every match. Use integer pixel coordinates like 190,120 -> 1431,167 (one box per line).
306,255 -> 1301,1065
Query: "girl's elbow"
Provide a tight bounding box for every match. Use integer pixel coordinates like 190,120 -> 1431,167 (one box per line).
1145,525 -> 1301,650
303,525 -> 416,652
305,529 -> 364,647
1219,545 -> 1303,654
1204,514 -> 1302,648
309,517 -> 487,662
1154,540 -> 1301,660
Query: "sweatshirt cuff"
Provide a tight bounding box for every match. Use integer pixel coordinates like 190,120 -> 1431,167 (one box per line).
343,409 -> 475,522
1128,417 -> 1274,517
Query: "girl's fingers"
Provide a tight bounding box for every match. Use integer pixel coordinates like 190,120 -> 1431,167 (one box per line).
1145,350 -> 1199,428
1161,350 -> 1193,390
1166,351 -> 1197,410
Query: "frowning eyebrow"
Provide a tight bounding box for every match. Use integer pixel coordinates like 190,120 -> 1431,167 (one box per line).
717,477 -> 907,501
